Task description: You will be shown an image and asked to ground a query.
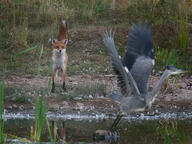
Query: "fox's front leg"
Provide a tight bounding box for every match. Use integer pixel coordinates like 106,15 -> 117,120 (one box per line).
61,63 -> 67,91
62,69 -> 66,91
51,67 -> 56,93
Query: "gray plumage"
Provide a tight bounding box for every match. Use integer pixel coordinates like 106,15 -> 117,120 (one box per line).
102,23 -> 186,114
123,23 -> 154,97
122,23 -> 154,69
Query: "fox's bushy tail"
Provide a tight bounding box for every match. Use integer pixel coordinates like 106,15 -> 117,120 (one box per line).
58,20 -> 67,41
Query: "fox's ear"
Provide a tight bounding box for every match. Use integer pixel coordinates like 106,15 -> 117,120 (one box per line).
52,39 -> 57,44
62,39 -> 68,45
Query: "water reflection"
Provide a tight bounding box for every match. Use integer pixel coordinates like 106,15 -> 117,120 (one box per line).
4,118 -> 192,143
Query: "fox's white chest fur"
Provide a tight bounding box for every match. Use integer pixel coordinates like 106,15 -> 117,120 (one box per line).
52,49 -> 67,73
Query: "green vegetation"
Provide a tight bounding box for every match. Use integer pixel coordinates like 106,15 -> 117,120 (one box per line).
0,67 -> 6,143
0,0 -> 192,75
32,48 -> 51,143
33,94 -> 47,143
0,33 -> 52,143
157,120 -> 187,144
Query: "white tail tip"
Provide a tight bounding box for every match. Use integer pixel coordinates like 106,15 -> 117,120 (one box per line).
62,20 -> 66,26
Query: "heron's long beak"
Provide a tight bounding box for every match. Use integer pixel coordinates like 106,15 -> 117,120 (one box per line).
173,69 -> 188,74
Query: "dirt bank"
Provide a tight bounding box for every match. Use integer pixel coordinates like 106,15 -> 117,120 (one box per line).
3,74 -> 192,115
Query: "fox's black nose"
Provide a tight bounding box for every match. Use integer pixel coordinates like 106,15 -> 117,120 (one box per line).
59,50 -> 62,53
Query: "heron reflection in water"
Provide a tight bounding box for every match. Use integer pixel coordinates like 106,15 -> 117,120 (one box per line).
102,23 -> 187,126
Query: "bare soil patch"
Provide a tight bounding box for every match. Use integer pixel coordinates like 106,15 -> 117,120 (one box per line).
4,74 -> 192,115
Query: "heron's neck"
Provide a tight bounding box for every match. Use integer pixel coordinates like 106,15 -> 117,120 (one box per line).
146,70 -> 169,107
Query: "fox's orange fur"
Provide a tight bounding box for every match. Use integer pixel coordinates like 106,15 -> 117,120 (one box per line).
58,21 -> 67,41
51,20 -> 68,93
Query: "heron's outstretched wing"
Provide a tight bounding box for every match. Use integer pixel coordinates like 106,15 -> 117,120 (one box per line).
102,30 -> 140,98
122,23 -> 155,95
122,23 -> 154,71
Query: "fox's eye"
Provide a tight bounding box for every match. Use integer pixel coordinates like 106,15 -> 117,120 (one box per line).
61,46 -> 64,49
56,46 -> 59,49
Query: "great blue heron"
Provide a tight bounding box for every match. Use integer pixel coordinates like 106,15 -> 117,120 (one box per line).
102,23 -> 187,116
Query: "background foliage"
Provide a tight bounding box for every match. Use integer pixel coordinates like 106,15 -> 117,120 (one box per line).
0,0 -> 192,75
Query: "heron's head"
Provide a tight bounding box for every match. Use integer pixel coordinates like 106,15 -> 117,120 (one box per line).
166,65 -> 188,76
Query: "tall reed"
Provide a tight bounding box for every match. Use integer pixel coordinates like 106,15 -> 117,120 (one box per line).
0,67 -> 6,143
33,44 -> 48,143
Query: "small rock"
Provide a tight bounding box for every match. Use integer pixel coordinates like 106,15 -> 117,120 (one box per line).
11,97 -> 16,101
13,104 -> 17,108
60,101 -> 69,109
74,97 -> 82,100
177,82 -> 187,89
62,101 -> 69,105
74,102 -> 84,110
89,95 -> 93,99
19,105 -> 24,110
7,106 -> 12,110
50,104 -> 60,110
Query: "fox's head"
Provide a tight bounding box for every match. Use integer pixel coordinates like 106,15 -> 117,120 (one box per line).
52,39 -> 68,54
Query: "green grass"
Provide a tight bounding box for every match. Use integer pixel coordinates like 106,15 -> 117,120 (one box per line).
0,0 -> 192,74
178,1 -> 189,51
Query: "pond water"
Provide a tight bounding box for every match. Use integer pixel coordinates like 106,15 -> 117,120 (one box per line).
3,113 -> 192,143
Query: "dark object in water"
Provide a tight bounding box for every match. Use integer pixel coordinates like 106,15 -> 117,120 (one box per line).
93,114 -> 123,142
93,129 -> 119,142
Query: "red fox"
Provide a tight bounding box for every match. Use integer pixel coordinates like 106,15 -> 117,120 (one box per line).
51,20 -> 68,93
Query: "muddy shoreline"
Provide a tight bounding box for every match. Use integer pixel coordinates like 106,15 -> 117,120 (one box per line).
3,74 -> 192,116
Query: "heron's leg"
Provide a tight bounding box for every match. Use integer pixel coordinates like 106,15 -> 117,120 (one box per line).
110,112 -> 125,131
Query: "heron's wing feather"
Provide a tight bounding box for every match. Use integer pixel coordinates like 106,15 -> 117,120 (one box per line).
130,56 -> 154,95
122,23 -> 154,70
102,30 -> 140,97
